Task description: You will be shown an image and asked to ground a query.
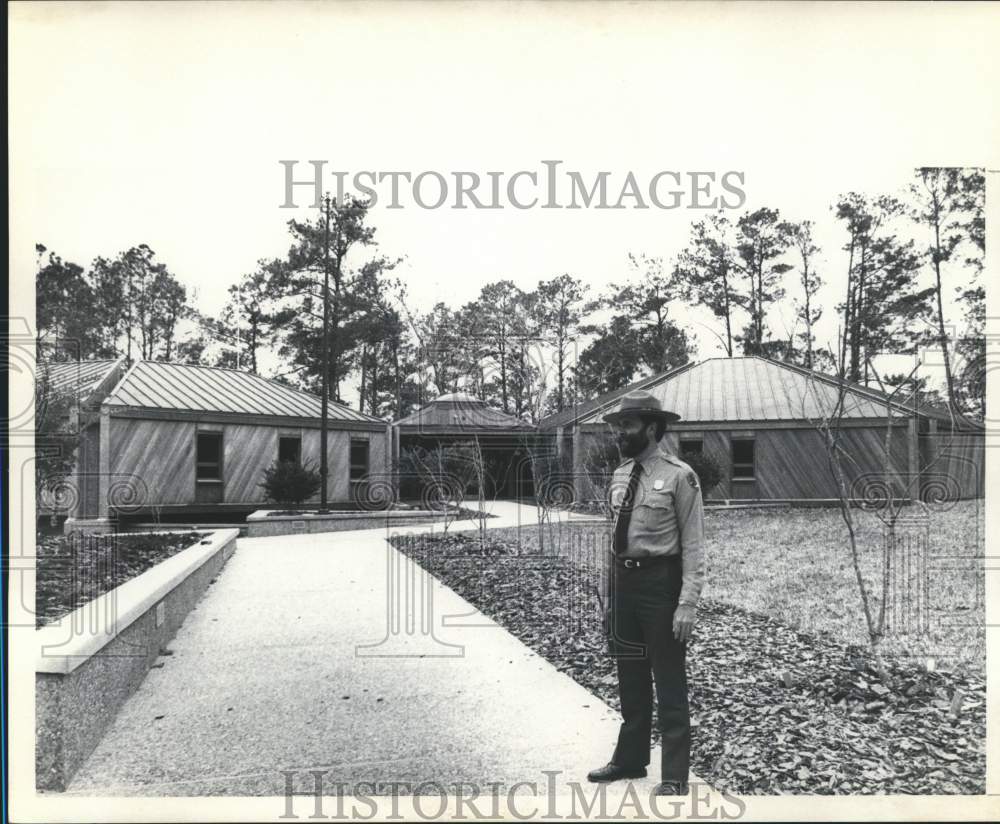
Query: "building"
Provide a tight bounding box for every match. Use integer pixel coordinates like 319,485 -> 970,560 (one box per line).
37,359 -> 128,521
391,392 -> 539,500
540,356 -> 984,505
62,360 -> 390,531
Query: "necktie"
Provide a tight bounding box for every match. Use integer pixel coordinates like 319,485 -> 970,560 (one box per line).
613,463 -> 642,555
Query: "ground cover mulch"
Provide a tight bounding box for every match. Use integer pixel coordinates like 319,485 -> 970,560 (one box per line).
391,531 -> 986,795
36,530 -> 207,628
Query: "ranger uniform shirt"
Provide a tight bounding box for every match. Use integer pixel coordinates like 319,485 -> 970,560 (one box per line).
609,446 -> 706,607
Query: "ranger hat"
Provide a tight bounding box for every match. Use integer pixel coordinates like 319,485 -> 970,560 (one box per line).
602,389 -> 681,425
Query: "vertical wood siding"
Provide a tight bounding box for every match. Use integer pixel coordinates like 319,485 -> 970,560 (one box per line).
109,417 -> 382,506
110,419 -> 196,505
222,424 -> 279,503
369,432 -> 388,477
584,423 -> 916,502
920,431 -> 985,500
300,428 -> 350,503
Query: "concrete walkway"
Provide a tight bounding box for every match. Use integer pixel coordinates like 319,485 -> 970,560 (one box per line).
67,502 -> 704,799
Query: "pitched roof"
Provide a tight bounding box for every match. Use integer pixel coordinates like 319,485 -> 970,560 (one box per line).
560,357 -> 958,427
393,392 -> 535,431
105,360 -> 384,424
538,362 -> 694,430
40,359 -> 126,406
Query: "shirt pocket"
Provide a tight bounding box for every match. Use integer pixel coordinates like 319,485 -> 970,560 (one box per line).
634,488 -> 674,525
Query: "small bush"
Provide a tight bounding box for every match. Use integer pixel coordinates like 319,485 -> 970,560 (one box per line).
259,459 -> 322,506
682,451 -> 723,497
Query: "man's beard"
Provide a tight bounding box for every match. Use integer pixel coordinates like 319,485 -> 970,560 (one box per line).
618,430 -> 650,458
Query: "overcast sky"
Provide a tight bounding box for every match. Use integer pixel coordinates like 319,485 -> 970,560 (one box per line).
10,1 -> 998,401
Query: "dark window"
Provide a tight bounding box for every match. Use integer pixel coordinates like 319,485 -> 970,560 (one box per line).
350,439 -> 369,482
196,432 -> 223,481
680,438 -> 703,458
731,438 -> 755,479
278,436 -> 301,464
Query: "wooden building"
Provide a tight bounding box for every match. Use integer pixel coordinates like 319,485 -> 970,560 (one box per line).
392,392 -> 539,500
38,359 -> 128,522
540,357 -> 984,505
63,360 -> 390,531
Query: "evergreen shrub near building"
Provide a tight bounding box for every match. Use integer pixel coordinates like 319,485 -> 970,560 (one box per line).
259,459 -> 322,507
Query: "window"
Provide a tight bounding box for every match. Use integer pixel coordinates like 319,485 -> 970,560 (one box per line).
731,438 -> 755,479
350,439 -> 370,482
278,435 -> 302,464
196,432 -> 223,481
680,438 -> 703,458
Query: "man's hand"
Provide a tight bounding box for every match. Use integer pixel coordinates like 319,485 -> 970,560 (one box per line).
673,604 -> 696,642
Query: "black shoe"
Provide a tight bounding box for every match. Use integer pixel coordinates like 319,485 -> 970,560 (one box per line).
654,780 -> 690,795
587,762 -> 647,783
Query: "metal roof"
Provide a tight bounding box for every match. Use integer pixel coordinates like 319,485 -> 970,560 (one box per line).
571,357 -> 951,426
105,360 -> 384,424
538,363 -> 691,430
40,359 -> 125,405
393,392 -> 535,431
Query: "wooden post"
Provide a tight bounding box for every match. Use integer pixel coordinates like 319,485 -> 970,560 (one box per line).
572,426 -> 583,503
907,416 -> 920,503
68,408 -> 82,519
98,406 -> 110,519
384,425 -> 393,504
926,418 -> 938,483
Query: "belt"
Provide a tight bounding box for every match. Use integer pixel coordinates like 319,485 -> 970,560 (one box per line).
615,554 -> 679,569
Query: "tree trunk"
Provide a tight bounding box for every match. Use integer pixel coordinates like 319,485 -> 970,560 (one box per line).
803,264 -> 813,369
722,269 -> 733,357
359,344 -> 368,412
840,237 -> 855,376
932,208 -> 956,408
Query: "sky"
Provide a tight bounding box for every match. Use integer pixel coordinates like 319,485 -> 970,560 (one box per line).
10,1 -> 998,404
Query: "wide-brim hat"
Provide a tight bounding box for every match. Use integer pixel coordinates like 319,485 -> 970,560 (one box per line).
602,389 -> 681,425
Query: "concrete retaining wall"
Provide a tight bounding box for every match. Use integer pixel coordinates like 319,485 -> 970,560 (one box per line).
245,509 -> 445,537
35,528 -> 239,791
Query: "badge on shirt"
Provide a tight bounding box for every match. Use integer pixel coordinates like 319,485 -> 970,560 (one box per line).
653,479 -> 665,491
686,471 -> 700,490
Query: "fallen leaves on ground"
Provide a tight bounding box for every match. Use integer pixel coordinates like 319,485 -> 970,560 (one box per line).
35,531 -> 207,628
393,532 -> 986,795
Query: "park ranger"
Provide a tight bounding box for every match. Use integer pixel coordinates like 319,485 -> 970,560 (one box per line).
587,390 -> 706,796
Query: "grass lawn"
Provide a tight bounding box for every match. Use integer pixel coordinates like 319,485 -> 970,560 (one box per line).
512,500 -> 985,676
704,500 -> 985,675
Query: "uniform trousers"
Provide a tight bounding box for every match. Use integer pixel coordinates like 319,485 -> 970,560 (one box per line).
607,555 -> 690,782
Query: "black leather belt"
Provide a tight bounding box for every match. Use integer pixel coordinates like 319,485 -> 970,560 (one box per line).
615,555 -> 679,569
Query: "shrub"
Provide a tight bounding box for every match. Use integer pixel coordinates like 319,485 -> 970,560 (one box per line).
259,459 -> 322,506
399,443 -> 481,505
681,451 -> 723,497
